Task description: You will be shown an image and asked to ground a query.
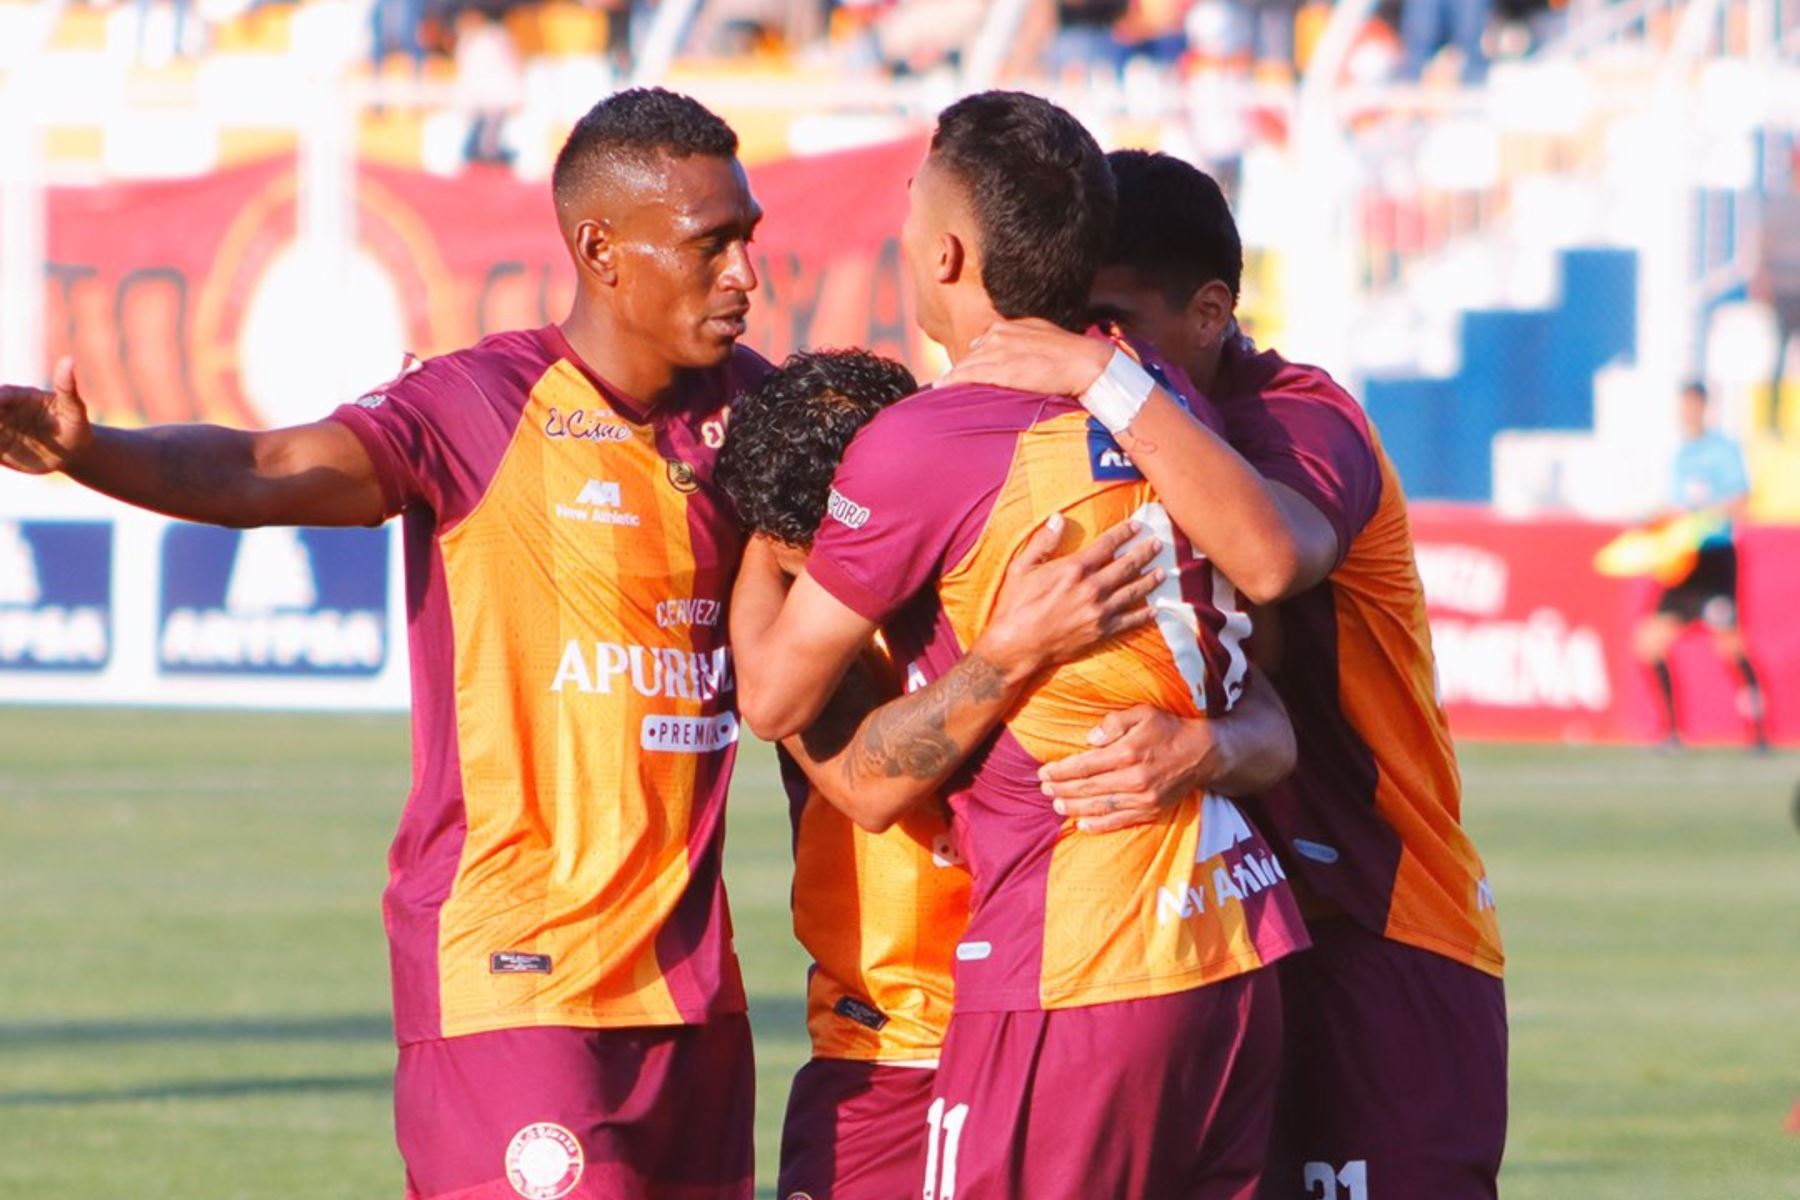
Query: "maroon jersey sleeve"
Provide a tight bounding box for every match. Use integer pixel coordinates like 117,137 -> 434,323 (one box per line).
805,391 -> 1002,625
327,347 -> 531,527
1222,362 -> 1382,570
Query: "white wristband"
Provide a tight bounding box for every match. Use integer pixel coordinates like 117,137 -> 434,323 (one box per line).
1080,348 -> 1156,436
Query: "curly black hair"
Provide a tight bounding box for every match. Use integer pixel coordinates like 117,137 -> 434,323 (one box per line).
1104,150 -> 1242,305
717,349 -> 918,547
552,88 -> 739,213
929,91 -> 1116,332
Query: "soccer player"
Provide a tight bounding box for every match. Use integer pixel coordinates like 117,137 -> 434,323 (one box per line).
1633,381 -> 1768,751
717,348 -> 1302,1200
0,89 -> 771,1200
732,93 -> 1311,1198
943,149 -> 1509,1199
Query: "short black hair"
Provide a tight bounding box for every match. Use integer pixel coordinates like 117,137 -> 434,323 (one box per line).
1682,380 -> 1709,403
717,350 -> 918,547
1104,149 -> 1243,305
929,92 -> 1116,331
552,88 -> 738,213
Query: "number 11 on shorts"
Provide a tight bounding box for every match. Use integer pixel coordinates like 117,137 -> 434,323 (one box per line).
922,1097 -> 970,1200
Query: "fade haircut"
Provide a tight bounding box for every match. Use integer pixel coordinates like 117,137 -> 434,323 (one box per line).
1104,150 -> 1243,305
552,88 -> 739,215
928,92 -> 1117,332
716,350 -> 918,547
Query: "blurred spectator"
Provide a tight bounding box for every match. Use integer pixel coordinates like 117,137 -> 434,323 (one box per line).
137,0 -> 195,62
1115,0 -> 1187,64
1757,189 -> 1800,435
1400,0 -> 1489,81
454,0 -> 523,165
371,0 -> 429,76
868,0 -> 983,74
1050,0 -> 1129,75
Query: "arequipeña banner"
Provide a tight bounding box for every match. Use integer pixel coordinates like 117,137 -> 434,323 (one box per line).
1413,506 -> 1796,746
0,144 -> 1793,741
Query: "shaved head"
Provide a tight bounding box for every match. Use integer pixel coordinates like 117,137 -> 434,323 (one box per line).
552,88 -> 740,228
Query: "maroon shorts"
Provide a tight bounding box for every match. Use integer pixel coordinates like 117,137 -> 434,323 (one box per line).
923,970 -> 1282,1200
777,1057 -> 938,1200
394,1017 -> 755,1200
1260,921 -> 1508,1200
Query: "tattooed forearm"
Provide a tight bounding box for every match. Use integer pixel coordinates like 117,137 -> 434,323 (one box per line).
843,651 -> 1009,786
152,428 -> 239,494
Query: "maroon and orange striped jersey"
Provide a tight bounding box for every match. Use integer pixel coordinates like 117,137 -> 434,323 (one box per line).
1217,336 -> 1503,977
808,370 -> 1308,1015
328,326 -> 768,1045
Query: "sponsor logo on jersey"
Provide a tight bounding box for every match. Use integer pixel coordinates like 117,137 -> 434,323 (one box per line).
1087,417 -> 1142,481
158,526 -> 388,676
930,832 -> 965,870
656,598 -> 721,629
0,520 -> 111,672
1157,796 -> 1288,925
955,941 -> 991,962
826,488 -> 870,530
1292,838 -> 1340,864
1476,876 -> 1497,912
543,407 -> 633,442
555,480 -> 640,527
640,713 -> 740,753
550,640 -> 734,700
504,1122 -> 584,1200
701,412 -> 729,449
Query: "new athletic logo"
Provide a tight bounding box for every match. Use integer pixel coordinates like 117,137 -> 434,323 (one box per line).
504,1122 -> 584,1200
158,526 -> 388,676
555,479 -> 641,527
0,520 -> 112,672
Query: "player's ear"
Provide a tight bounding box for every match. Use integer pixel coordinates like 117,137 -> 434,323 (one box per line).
937,231 -> 965,285
572,218 -> 621,288
1186,279 -> 1236,344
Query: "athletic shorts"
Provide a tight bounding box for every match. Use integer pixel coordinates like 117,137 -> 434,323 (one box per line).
394,1017 -> 755,1200
1656,543 -> 1739,628
922,970 -> 1281,1200
1260,921 -> 1508,1200
778,1057 -> 937,1200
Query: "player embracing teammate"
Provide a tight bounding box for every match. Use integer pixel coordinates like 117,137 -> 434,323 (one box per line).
1,84 -> 1506,1200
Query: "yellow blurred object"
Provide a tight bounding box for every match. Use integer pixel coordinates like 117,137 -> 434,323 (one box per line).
1294,2 -> 1330,71
1593,514 -> 1721,584
49,5 -> 109,50
537,2 -> 609,56
1747,435 -> 1800,522
45,125 -> 104,167
218,127 -> 296,167
213,4 -> 293,53
1749,380 -> 1800,439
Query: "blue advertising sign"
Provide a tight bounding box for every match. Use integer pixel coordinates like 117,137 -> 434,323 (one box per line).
0,520 -> 112,673
158,526 -> 389,677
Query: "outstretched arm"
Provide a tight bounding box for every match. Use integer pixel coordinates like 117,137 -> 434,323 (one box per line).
942,319 -> 1339,602
778,516 -> 1161,832
0,358 -> 386,528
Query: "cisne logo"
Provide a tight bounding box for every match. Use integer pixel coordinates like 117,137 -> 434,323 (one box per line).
158,526 -> 388,676
0,520 -> 112,672
1086,416 -> 1142,482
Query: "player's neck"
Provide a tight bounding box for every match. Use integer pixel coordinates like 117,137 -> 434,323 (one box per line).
940,297 -> 1006,365
559,304 -> 681,412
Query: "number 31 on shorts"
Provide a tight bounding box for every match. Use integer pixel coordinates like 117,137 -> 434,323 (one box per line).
922,1097 -> 970,1200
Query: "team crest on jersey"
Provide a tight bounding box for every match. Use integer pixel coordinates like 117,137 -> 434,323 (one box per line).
505,1122 -> 584,1200
1086,417 -> 1142,481
665,458 -> 700,494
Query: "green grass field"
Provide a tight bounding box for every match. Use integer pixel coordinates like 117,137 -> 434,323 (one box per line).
2,707 -> 1797,1199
